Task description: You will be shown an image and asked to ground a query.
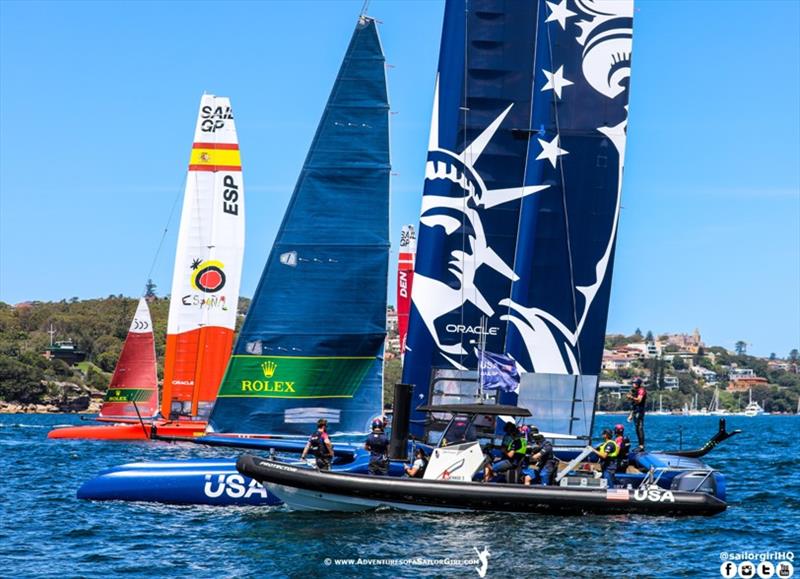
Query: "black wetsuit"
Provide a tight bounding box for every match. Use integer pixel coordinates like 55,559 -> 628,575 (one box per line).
631,386 -> 647,448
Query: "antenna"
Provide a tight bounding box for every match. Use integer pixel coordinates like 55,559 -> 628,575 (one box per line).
359,0 -> 371,17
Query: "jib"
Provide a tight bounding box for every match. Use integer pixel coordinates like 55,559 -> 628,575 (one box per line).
203,474 -> 267,499
223,175 -> 239,215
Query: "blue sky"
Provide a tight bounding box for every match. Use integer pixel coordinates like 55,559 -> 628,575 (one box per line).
1,0 -> 798,357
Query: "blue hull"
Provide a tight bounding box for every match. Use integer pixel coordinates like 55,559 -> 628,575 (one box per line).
78,450 -> 406,506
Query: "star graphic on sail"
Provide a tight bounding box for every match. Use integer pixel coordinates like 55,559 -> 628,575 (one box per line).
413,77 -> 549,359
546,0 -> 577,30
536,135 -> 569,168
542,65 -> 573,99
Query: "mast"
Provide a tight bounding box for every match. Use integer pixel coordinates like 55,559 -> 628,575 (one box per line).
160,95 -> 245,421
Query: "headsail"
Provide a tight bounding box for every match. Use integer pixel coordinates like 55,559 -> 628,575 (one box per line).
208,16 -> 390,436
161,95 -> 245,420
396,225 -> 416,355
402,0 -> 540,429
98,297 -> 158,419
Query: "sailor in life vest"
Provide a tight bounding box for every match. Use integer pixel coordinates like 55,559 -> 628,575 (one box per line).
365,418 -> 389,475
300,418 -> 334,471
483,421 -> 527,483
614,423 -> 631,472
403,447 -> 427,478
594,428 -> 620,487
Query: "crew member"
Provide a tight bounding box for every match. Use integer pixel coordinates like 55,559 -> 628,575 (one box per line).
483,421 -> 526,483
404,448 -> 427,478
626,377 -> 647,449
365,418 -> 389,475
614,423 -> 631,472
300,418 -> 334,471
522,432 -> 556,486
594,428 -> 620,487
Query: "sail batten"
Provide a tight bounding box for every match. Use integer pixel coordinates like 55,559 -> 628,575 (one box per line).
208,17 -> 390,436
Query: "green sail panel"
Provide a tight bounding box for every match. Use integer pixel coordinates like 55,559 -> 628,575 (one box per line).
208,16 -> 389,435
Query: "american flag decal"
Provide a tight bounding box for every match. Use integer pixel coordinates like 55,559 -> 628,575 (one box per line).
606,488 -> 630,501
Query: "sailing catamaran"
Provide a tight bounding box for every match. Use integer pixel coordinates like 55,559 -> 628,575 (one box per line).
51,94 -> 245,440
79,14 -> 390,503
49,298 -> 159,439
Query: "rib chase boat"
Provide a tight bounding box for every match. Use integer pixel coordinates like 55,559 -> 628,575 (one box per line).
238,399 -> 734,516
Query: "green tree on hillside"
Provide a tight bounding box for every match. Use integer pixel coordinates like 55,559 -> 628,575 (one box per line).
789,349 -> 799,363
735,341 -> 747,356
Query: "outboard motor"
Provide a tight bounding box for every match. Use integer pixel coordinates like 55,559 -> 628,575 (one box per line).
670,470 -> 723,500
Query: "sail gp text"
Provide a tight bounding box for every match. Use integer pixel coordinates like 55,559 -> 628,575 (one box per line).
203,474 -> 267,499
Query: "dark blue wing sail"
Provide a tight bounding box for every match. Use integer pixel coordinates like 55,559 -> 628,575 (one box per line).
403,0 -> 634,435
208,17 -> 390,435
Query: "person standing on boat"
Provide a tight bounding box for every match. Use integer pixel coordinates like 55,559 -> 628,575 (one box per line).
522,433 -> 556,486
626,377 -> 647,449
365,418 -> 389,475
301,418 -> 334,471
594,428 -> 620,487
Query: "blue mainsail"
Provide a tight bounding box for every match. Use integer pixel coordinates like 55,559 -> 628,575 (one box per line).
403,0 -> 634,435
208,16 -> 390,435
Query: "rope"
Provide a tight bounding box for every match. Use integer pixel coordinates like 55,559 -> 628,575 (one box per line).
143,179 -> 184,295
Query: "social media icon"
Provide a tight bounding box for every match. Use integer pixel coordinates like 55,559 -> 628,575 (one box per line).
740,562 -> 757,578
776,561 -> 794,578
759,562 -> 776,579
721,562 -> 738,578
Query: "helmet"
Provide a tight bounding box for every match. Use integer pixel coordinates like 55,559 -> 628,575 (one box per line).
503,421 -> 517,433
518,425 -> 530,436
371,418 -> 384,430
632,377 -> 643,386
614,424 -> 624,434
532,433 -> 545,442
602,428 -> 613,438
317,418 -> 328,428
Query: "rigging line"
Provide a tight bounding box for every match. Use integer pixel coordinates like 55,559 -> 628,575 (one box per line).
545,19 -> 583,375
504,0 -> 542,356
144,171 -> 186,293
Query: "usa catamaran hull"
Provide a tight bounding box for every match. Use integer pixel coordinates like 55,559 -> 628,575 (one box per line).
237,455 -> 727,516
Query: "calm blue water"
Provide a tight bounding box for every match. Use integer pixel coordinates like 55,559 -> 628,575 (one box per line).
1,414 -> 798,578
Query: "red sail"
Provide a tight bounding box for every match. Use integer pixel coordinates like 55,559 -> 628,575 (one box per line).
98,298 -> 158,419
397,225 -> 416,355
